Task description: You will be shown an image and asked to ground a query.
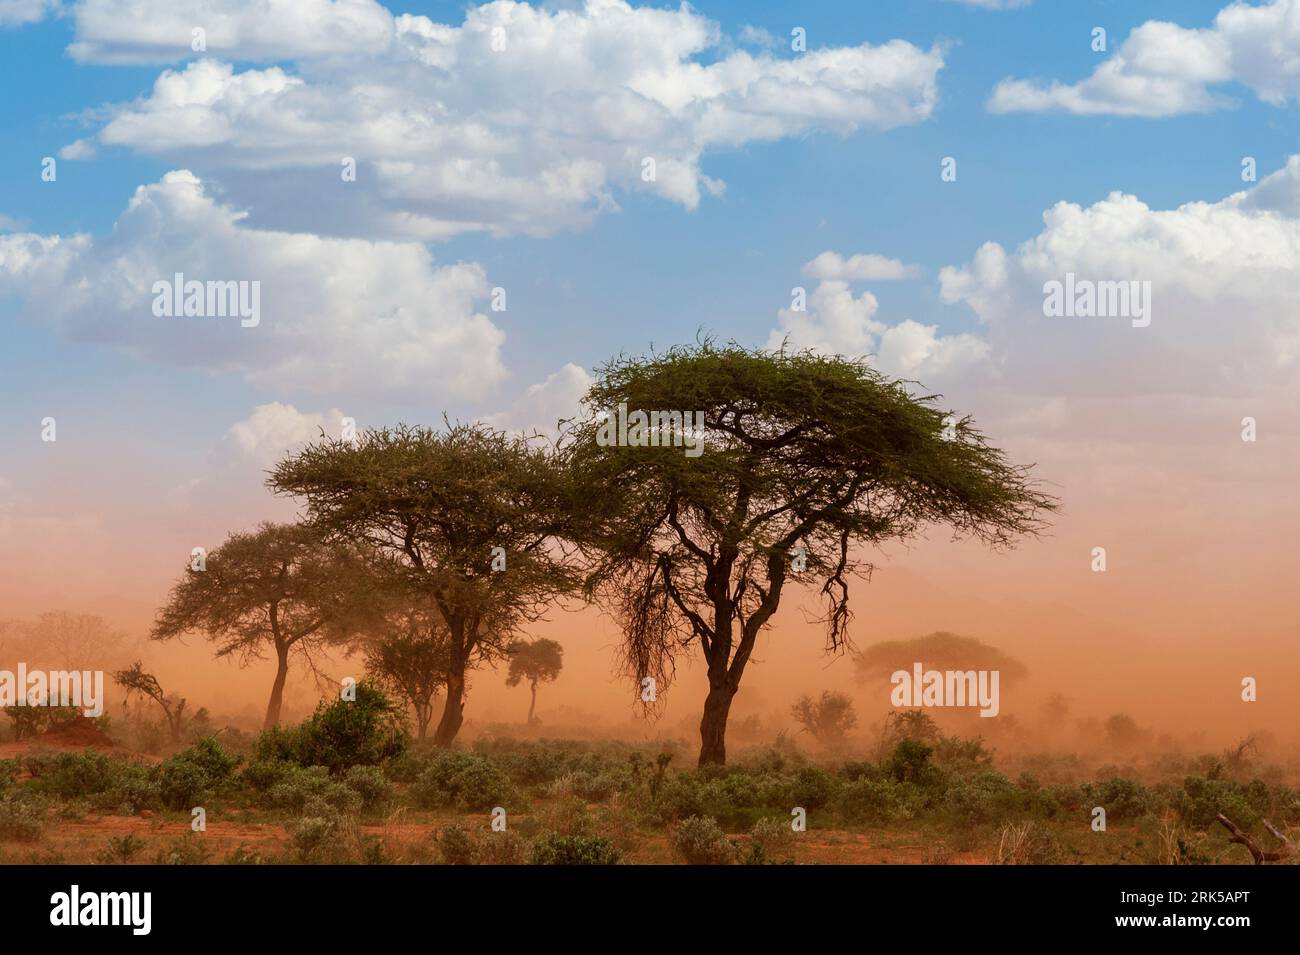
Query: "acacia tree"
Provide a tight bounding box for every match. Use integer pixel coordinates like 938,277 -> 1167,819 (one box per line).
565,342 -> 1056,765
791,690 -> 858,750
505,638 -> 564,725
151,522 -> 368,729
364,598 -> 451,741
112,662 -> 189,742
269,422 -> 578,747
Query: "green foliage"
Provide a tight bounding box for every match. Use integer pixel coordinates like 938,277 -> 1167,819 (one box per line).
343,764 -> 395,810
153,835 -> 212,865
254,682 -> 409,775
530,832 -> 621,865
473,830 -> 529,865
266,765 -> 363,815
670,815 -> 738,865
156,737 -> 239,810
886,739 -> 939,785
748,816 -> 795,860
290,813 -> 339,861
790,691 -> 858,748
0,796 -> 45,841
95,834 -> 146,864
435,824 -> 477,865
1175,776 -> 1261,829
1086,776 -> 1156,823
411,751 -> 517,811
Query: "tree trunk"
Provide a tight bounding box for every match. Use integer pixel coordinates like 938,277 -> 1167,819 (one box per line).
527,680 -> 537,725
433,666 -> 465,747
264,644 -> 290,730
415,701 -> 431,741
698,676 -> 737,766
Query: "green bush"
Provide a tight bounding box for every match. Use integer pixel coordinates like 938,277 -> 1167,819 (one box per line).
436,824 -> 477,865
670,815 -> 738,865
156,738 -> 239,810
473,830 -> 529,865
1087,776 -> 1155,823
344,765 -> 395,810
254,682 -> 409,775
530,832 -> 621,865
290,813 -> 339,861
411,752 -> 517,811
266,765 -> 362,814
0,796 -> 45,841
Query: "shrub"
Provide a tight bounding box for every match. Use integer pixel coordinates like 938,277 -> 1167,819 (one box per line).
0,797 -> 45,841
1175,776 -> 1259,829
473,830 -> 529,865
436,824 -> 477,865
154,835 -> 212,865
411,752 -> 516,811
156,738 -> 240,810
995,821 -> 1060,865
1087,776 -> 1155,823
670,815 -> 737,865
886,739 -> 939,785
945,772 -> 1021,825
95,834 -> 146,864
290,814 -> 339,861
266,765 -> 362,815
530,833 -> 621,865
790,766 -> 841,810
344,765 -> 395,810
255,682 -> 408,775
749,816 -> 795,859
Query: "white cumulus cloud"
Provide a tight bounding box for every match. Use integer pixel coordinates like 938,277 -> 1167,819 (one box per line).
988,0 -> 1300,117
0,170 -> 508,400
59,0 -> 946,239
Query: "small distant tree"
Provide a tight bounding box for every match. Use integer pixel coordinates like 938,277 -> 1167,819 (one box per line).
151,522 -> 371,729
505,638 -> 564,725
112,662 -> 188,743
364,600 -> 451,741
1104,713 -> 1143,748
790,690 -> 858,749
1040,692 -> 1070,728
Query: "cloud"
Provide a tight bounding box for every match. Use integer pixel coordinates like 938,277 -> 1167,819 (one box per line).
0,0 -> 57,27
768,254 -> 989,379
66,0 -> 396,63
938,155 -> 1300,399
60,0 -> 945,239
0,170 -> 508,400
484,363 -> 592,439
737,25 -> 779,49
948,0 -> 1033,9
220,402 -> 349,466
802,251 -> 921,282
988,0 -> 1300,117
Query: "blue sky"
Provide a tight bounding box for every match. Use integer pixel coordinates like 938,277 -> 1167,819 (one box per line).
1,0 -> 1299,612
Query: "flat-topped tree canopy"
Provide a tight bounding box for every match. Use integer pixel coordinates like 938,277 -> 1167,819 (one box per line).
267,421 -> 580,747
561,340 -> 1057,765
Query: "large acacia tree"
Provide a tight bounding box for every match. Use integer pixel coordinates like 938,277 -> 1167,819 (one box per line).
269,422 -> 578,747
152,521 -> 368,728
565,342 -> 1056,765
